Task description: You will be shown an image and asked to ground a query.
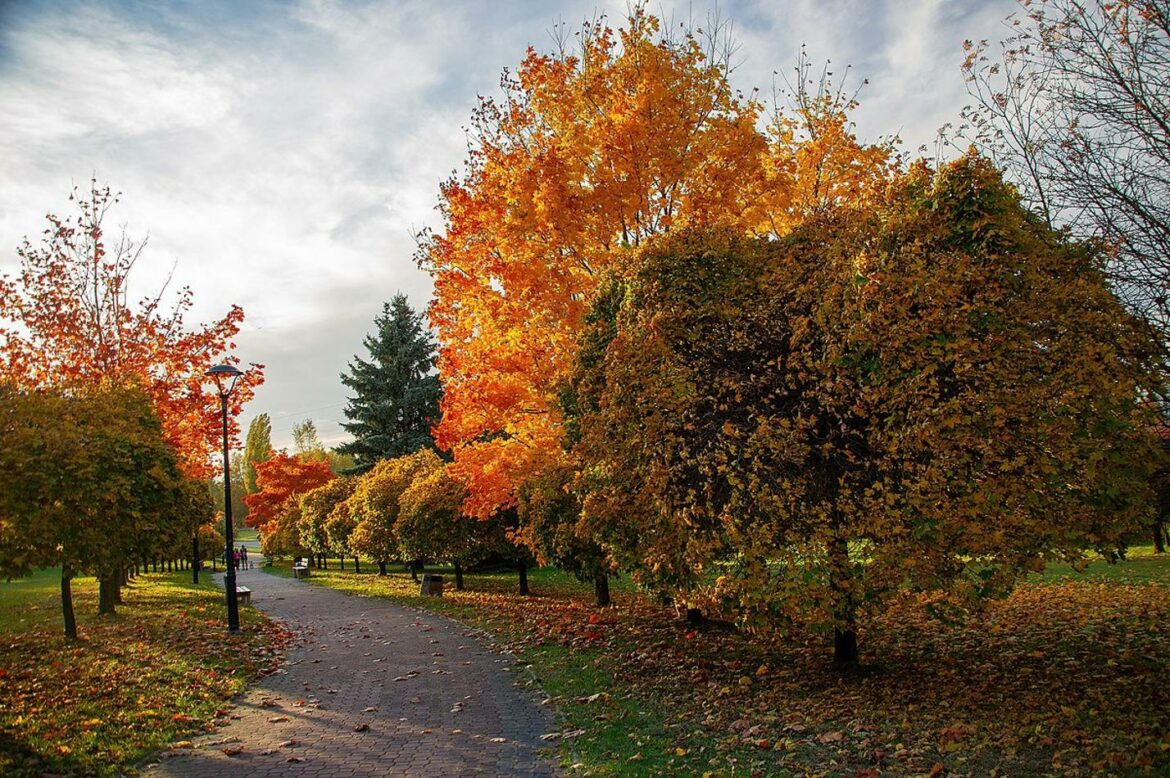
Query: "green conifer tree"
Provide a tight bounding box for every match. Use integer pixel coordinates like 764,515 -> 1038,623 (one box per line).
339,294 -> 441,470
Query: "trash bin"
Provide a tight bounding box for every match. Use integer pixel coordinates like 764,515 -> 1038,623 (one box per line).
420,574 -> 444,597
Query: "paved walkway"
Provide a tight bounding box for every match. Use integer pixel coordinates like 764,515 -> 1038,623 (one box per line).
145,567 -> 559,777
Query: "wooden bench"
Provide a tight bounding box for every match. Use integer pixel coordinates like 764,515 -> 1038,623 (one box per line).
293,560 -> 310,579
236,586 -> 252,605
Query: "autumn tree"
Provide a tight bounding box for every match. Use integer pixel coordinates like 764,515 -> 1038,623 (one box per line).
339,294 -> 441,471
245,451 -> 333,565
517,460 -> 612,606
347,452 -> 433,578
574,155 -> 1161,664
0,181 -> 262,479
324,482 -> 361,571
396,450 -> 511,590
421,11 -> 895,519
244,452 -> 335,528
259,504 -> 305,560
243,414 -> 273,493
292,419 -> 328,462
961,0 -> 1170,358
299,478 -> 358,569
0,385 -> 201,637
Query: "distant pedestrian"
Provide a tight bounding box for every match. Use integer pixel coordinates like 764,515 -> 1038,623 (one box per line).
232,549 -> 240,570
240,545 -> 249,570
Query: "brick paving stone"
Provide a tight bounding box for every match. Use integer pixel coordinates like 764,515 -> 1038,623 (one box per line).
143,567 -> 560,777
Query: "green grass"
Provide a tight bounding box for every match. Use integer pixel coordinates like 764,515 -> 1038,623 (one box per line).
1030,544 -> 1170,585
0,567 -> 286,777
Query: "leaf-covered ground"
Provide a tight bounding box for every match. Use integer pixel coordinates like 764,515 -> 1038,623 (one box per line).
267,551 -> 1170,776
0,568 -> 291,777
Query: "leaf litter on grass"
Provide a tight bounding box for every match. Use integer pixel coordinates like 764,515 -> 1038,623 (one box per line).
281,562 -> 1170,776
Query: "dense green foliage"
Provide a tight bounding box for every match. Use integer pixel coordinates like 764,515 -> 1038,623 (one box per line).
339,294 -> 441,470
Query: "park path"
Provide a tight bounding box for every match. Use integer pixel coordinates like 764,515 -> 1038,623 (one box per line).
144,567 -> 559,777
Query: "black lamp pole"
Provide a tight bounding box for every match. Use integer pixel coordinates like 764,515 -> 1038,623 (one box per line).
219,391 -> 240,632
207,363 -> 244,633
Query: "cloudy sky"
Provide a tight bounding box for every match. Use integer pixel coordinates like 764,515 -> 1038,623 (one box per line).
0,0 -> 1017,450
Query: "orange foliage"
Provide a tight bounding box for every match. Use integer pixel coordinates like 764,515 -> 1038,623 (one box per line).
0,182 -> 261,479
422,13 -> 895,517
243,451 -> 334,529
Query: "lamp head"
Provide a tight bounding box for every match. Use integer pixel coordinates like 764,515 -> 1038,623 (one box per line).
205,363 -> 245,397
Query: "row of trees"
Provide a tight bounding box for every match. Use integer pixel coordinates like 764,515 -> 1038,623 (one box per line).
0,386 -> 220,638
0,183 -> 260,638
246,440 -> 534,592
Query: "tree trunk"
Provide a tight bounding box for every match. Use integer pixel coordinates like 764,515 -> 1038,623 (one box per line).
410,561 -> 419,582
518,561 -> 529,596
61,565 -> 78,641
1155,520 -> 1167,554
594,573 -> 611,607
340,556 -> 346,571
834,626 -> 859,665
378,560 -> 387,576
98,574 -> 117,615
354,557 -> 360,574
454,561 -> 465,591
828,535 -> 859,666
686,607 -> 703,624
192,534 -> 200,584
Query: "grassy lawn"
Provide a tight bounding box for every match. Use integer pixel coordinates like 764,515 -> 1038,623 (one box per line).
0,568 -> 290,777
266,553 -> 1170,776
1030,544 -> 1170,585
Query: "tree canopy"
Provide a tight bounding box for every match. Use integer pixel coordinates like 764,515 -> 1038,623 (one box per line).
0,182 -> 261,479
571,154 -> 1162,661
420,12 -> 896,518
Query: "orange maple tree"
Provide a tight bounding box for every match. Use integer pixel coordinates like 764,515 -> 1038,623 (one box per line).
421,12 -> 896,517
243,451 -> 334,530
0,182 -> 261,479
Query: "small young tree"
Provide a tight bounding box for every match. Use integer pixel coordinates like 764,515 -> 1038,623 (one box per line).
516,461 -> 613,606
347,452 -> 434,577
300,478 -> 358,569
396,450 -> 511,591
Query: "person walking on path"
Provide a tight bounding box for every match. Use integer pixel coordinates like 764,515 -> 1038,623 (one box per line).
239,545 -> 249,570
143,568 -> 557,777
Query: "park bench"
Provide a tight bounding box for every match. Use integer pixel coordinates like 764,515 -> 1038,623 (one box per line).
236,586 -> 252,605
293,559 -> 310,579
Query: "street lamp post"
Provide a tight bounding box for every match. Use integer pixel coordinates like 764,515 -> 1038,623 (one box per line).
206,363 -> 245,633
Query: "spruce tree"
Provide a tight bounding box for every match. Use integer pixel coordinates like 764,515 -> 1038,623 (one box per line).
339,294 -> 441,470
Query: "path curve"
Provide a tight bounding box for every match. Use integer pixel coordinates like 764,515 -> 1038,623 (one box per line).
144,567 -> 559,777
